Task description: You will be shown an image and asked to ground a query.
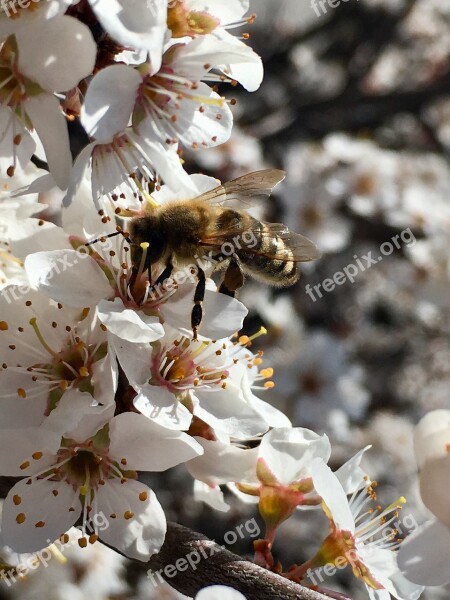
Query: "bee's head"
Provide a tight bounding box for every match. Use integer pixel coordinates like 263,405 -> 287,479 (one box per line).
129,217 -> 167,267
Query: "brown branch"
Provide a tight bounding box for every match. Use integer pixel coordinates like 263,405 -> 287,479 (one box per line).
143,521 -> 332,600
0,477 -> 332,600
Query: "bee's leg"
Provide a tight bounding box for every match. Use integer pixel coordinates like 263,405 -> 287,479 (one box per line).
192,268 -> 206,340
219,257 -> 244,297
154,259 -> 174,287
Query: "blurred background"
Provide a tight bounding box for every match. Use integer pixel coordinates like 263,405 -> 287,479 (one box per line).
3,0 -> 450,598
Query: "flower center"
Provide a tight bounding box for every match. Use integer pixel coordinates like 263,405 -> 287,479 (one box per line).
26,315 -> 107,411
151,336 -> 229,392
167,2 -> 220,38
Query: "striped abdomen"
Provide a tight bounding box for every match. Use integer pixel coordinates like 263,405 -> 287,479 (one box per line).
216,211 -> 299,287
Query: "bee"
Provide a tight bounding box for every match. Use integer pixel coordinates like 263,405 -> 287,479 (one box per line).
128,169 -> 321,339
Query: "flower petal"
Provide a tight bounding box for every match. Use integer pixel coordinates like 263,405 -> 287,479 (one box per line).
81,65 -> 141,142
23,94 -> 72,189
108,412 -> 203,471
17,16 -> 96,92
25,250 -> 113,307
96,479 -> 166,561
2,479 -> 81,552
98,298 -> 164,343
398,519 -> 450,586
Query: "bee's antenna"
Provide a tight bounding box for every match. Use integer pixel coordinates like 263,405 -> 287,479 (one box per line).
85,228 -> 129,247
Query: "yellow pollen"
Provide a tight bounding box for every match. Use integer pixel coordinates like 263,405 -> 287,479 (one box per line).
78,366 -> 89,377
35,521 -> 45,528
264,381 -> 275,389
32,452 -> 43,460
0,321 -> 8,330
20,461 -> 30,470
78,537 -> 88,548
13,495 -> 21,505
80,485 -> 88,496
16,513 -> 26,524
60,533 -> 70,544
260,368 -> 274,378
139,491 -> 148,501
124,511 -> 134,520
59,380 -> 69,390
253,358 -> 263,366
17,388 -> 26,398
89,534 -> 98,544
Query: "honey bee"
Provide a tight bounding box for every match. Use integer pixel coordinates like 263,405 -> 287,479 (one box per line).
128,169 -> 321,339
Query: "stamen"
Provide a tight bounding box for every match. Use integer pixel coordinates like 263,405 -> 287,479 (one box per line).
29,318 -> 59,358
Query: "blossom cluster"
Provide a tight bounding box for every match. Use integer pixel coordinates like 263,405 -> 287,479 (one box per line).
0,2 -> 437,600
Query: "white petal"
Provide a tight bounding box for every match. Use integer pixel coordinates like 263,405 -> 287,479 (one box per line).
81,65 -> 141,142
195,387 -> 268,439
41,389 -> 114,438
0,0 -> 72,36
11,220 -> 70,259
134,386 -> 193,431
23,94 -> 72,189
0,106 -> 35,176
92,0 -> 167,65
96,479 -> 166,561
0,428 -> 61,475
258,427 -> 331,485
247,397 -> 292,428
419,456 -> 450,527
186,0 -> 249,24
108,336 -> 151,385
414,409 -> 450,468
186,437 -> 258,486
17,16 -> 96,92
98,298 -> 164,343
398,519 -> 450,586
25,250 -> 113,306
358,546 -> 424,600
196,585 -> 247,600
2,479 -> 81,552
212,30 -> 263,92
310,458 -> 354,532
108,412 -> 203,471
193,480 -> 230,512
161,284 -> 247,338
335,446 -> 372,494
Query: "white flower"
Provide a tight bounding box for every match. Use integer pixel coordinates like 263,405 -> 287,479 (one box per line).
167,0 -> 263,91
195,586 -> 247,600
0,0 -> 72,36
398,410 -> 450,586
0,412 -> 202,560
295,458 -> 424,600
112,324 -> 272,437
63,127 -> 194,214
0,16 -> 96,188
0,287 -> 117,433
88,0 -> 169,71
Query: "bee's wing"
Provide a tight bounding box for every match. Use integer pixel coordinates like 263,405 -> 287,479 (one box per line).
258,223 -> 322,262
199,222 -> 321,263
195,169 -> 286,209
